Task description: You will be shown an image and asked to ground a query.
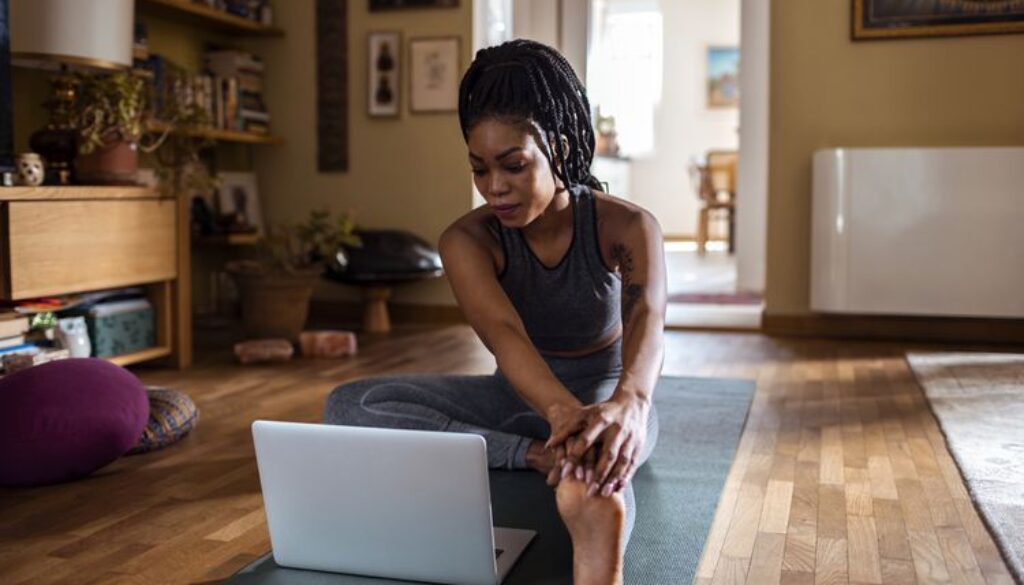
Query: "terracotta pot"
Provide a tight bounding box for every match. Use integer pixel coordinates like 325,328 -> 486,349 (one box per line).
74,137 -> 138,185
227,265 -> 321,340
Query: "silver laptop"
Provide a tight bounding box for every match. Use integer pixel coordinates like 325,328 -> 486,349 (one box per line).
251,420 -> 535,585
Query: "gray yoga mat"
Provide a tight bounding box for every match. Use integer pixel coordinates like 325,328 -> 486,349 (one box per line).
226,376 -> 755,585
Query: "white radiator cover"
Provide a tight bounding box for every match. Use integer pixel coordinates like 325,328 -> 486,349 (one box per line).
811,147 -> 1024,319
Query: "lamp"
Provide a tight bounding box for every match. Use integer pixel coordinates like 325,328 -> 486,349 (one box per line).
10,0 -> 134,184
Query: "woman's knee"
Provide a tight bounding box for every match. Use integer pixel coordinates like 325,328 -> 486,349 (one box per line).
323,378 -> 379,423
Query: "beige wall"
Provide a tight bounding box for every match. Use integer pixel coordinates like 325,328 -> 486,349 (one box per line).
251,3 -> 474,306
767,1 -> 1024,315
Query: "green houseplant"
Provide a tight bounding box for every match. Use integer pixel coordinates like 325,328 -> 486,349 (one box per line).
227,209 -> 361,340
70,70 -> 212,187
71,71 -> 161,184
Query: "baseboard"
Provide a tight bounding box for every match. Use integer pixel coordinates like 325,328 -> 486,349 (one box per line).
309,299 -> 465,329
763,312 -> 1024,345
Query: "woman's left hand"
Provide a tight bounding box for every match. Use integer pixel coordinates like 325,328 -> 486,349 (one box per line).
545,394 -> 650,496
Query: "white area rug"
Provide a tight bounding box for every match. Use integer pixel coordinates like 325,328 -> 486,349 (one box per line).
906,352 -> 1024,583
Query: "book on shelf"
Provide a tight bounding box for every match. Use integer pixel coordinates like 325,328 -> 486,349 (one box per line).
0,314 -> 28,339
141,51 -> 272,137
0,335 -> 26,350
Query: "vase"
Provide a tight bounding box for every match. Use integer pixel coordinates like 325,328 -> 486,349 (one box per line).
227,264 -> 321,340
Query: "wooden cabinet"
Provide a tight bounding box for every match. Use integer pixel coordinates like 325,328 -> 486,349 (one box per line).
0,186 -> 189,368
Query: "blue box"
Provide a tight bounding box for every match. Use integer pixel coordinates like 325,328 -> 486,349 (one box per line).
87,300 -> 156,358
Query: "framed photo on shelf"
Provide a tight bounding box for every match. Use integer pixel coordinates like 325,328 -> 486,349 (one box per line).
369,0 -> 458,11
368,32 -> 401,117
853,0 -> 1024,40
217,172 -> 264,236
706,46 -> 739,109
409,37 -> 460,114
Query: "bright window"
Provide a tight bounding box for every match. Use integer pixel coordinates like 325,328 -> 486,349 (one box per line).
588,0 -> 664,156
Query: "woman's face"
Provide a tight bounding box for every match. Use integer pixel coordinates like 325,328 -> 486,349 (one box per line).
467,117 -> 563,228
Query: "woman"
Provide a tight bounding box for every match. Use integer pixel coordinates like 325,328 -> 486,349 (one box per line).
325,39 -> 666,585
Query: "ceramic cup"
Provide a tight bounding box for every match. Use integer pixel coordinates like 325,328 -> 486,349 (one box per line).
56,316 -> 92,358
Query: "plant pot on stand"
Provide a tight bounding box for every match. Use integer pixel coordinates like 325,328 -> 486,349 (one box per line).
226,261 -> 321,340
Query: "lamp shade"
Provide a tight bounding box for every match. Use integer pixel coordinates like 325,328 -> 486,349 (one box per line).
10,0 -> 133,70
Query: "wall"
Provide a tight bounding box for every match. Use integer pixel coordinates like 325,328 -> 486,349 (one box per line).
251,2 -> 474,306
734,0 -> 768,293
624,0 -> 740,238
767,1 -> 1024,315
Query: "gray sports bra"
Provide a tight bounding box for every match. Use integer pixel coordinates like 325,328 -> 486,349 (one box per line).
493,184 -> 622,353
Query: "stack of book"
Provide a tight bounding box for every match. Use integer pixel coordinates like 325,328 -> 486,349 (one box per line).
0,312 -> 31,356
145,54 -> 217,129
198,0 -> 274,25
205,50 -> 271,135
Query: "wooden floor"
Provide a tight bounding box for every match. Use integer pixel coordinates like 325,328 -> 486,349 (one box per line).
0,325 -> 1018,585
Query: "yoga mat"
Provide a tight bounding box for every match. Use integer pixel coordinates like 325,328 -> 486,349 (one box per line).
226,376 -> 754,584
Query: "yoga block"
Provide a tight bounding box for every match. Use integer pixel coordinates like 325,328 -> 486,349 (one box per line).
299,331 -> 358,358
234,339 -> 294,364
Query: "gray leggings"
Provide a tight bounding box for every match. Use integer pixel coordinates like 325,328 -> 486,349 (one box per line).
323,340 -> 659,542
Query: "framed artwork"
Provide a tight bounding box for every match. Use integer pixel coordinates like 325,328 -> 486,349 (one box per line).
368,32 -> 401,117
369,0 -> 458,11
707,46 -> 739,109
409,37 -> 460,114
217,172 -> 264,235
853,0 -> 1024,40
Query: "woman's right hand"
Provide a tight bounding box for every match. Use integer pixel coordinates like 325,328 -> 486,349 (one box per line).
544,402 -> 590,484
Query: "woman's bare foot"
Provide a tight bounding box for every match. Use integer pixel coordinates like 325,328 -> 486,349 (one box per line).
525,440 -> 556,474
556,475 -> 625,585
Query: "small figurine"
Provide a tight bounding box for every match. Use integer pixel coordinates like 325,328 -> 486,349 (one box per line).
16,153 -> 45,187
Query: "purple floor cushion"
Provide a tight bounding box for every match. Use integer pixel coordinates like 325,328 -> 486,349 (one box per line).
0,358 -> 149,487
128,387 -> 199,455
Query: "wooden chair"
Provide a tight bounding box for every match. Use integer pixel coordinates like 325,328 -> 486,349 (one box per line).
692,150 -> 738,254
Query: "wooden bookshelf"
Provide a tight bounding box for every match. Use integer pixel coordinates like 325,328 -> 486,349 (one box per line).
196,233 -> 262,246
0,186 -> 161,201
138,0 -> 285,36
107,346 -> 173,367
148,121 -> 284,146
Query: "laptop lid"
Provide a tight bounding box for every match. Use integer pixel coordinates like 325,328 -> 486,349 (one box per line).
252,420 -> 499,585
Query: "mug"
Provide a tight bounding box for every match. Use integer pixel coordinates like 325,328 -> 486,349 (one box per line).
56,316 -> 92,358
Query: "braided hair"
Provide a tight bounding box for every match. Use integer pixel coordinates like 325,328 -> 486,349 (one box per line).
458,39 -> 602,192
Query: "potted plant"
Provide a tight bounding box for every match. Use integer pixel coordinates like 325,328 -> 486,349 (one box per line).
70,71 -> 160,184
227,209 -> 361,340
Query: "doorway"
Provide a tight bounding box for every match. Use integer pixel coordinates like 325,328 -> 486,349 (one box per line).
475,0 -> 768,330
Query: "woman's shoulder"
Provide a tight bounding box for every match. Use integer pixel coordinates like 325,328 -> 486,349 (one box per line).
439,205 -> 503,257
589,187 -> 657,233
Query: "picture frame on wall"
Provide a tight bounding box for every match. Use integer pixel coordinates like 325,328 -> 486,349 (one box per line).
409,36 -> 460,114
853,0 -> 1024,40
706,46 -> 739,109
368,31 -> 401,117
369,0 -> 458,11
217,172 -> 264,236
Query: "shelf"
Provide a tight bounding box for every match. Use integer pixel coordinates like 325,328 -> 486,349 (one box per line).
0,186 -> 164,202
195,233 -> 262,246
106,346 -> 173,367
148,121 -> 283,145
138,0 -> 285,36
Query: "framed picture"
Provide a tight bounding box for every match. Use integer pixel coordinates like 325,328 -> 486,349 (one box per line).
409,37 -> 460,114
706,46 -> 739,109
853,0 -> 1024,40
217,172 -> 264,235
369,0 -> 458,11
368,32 -> 401,117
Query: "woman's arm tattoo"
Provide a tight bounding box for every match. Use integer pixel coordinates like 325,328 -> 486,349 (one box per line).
611,243 -> 644,322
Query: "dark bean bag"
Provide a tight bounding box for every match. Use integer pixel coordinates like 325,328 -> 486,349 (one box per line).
0,358 -> 149,487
